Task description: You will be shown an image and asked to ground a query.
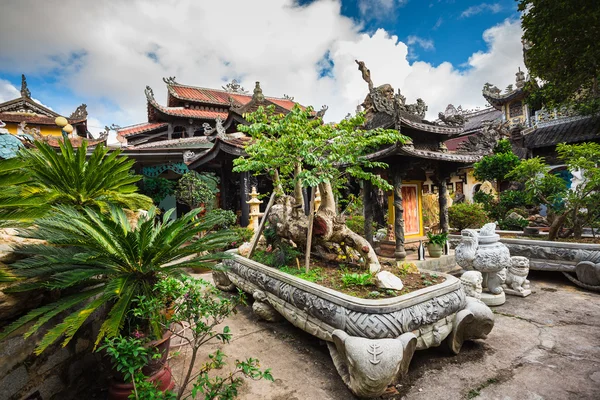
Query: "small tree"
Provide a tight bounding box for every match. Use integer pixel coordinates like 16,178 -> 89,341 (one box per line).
507,142 -> 600,240
175,172 -> 219,211
473,139 -> 520,191
448,203 -> 490,231
233,105 -> 407,272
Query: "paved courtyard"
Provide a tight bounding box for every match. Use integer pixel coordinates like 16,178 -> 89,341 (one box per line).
175,270 -> 600,400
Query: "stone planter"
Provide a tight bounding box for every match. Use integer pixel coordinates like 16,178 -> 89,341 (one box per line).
450,235 -> 600,291
214,253 -> 494,398
427,243 -> 443,258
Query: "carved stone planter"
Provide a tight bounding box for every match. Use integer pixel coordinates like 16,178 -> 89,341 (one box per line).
214,253 -> 494,398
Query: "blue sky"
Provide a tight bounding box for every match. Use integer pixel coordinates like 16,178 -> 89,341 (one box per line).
0,0 -> 525,138
338,0 -> 519,66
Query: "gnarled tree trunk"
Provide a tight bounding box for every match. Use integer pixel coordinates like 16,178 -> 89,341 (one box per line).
267,182 -> 381,273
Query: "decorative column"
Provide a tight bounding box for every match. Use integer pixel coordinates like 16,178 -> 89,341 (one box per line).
363,180 -> 374,245
393,168 -> 406,260
437,175 -> 449,234
240,171 -> 250,227
247,186 -> 263,232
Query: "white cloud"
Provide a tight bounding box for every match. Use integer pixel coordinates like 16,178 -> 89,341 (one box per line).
0,79 -> 20,103
0,0 -> 525,127
461,3 -> 502,18
358,0 -> 409,21
407,35 -> 435,50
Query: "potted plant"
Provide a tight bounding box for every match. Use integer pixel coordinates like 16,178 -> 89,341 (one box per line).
426,231 -> 448,258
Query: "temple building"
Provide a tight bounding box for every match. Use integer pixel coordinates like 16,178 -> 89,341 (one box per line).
354,61 -> 484,259
0,75 -> 106,158
116,78 -> 307,224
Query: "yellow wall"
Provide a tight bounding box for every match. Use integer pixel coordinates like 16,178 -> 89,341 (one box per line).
386,180 -> 424,239
4,122 -> 64,137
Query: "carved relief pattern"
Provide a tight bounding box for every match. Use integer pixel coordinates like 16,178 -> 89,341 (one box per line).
224,259 -> 465,340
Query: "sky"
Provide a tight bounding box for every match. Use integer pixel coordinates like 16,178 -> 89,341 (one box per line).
0,0 -> 526,142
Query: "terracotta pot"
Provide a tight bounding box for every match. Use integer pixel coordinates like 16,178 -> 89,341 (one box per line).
107,331 -> 174,400
427,243 -> 443,258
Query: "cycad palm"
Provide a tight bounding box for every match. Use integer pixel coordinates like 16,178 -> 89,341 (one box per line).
0,205 -> 235,354
0,139 -> 152,223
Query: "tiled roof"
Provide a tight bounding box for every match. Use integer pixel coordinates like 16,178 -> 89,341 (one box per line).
168,83 -> 298,111
462,108 -> 503,133
445,134 -> 473,151
153,105 -> 229,120
0,134 -> 24,159
0,112 -> 87,125
118,122 -> 168,137
132,136 -> 212,149
524,115 -> 600,149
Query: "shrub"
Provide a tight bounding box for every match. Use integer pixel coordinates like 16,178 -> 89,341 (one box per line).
449,203 -> 490,231
345,215 -> 376,236
498,216 -> 529,231
207,208 -> 237,229
341,272 -> 373,287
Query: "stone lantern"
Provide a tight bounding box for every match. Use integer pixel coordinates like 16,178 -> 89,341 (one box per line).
247,186 -> 263,231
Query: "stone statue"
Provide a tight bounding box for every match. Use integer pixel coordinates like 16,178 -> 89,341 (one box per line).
328,329 -> 417,398
20,74 -> 31,98
316,105 -> 329,119
355,60 -> 373,91
438,104 -> 467,126
504,256 -> 531,296
252,81 -> 265,102
460,271 -> 483,300
455,223 -> 512,306
456,120 -> 510,155
446,296 -> 495,354
222,79 -> 248,94
212,270 -> 236,292
252,290 -> 283,322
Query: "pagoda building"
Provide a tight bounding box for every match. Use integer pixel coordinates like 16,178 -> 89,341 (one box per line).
116,78 -> 306,225
354,61 -> 484,259
0,75 -> 106,151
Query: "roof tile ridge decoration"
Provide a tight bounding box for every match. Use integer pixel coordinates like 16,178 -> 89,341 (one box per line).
399,145 -> 482,163
118,121 -> 169,137
163,76 -> 297,103
400,117 -> 463,135
132,135 -> 211,149
462,107 -> 498,118
145,86 -> 228,119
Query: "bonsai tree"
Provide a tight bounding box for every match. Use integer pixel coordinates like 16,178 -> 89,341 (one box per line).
141,177 -> 176,205
0,206 -> 236,354
0,139 -> 153,224
507,142 -> 600,240
233,105 -> 407,272
175,171 -> 220,211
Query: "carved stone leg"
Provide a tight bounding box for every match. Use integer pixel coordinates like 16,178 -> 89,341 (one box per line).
393,169 -> 406,260
212,270 -> 236,292
327,330 -> 417,398
446,297 -> 494,354
252,290 -> 283,322
486,269 -> 506,295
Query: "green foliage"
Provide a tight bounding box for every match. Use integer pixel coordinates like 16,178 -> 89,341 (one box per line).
507,142 -> 600,239
0,206 -> 236,354
141,177 -> 176,204
519,0 -> 600,114
426,231 -> 448,246
498,216 -> 529,231
448,203 -> 490,231
103,277 -> 272,400
473,140 -> 520,184
99,336 -> 160,383
252,242 -> 301,269
207,209 -> 237,229
175,172 -> 219,210
345,215 -> 376,236
233,105 -> 408,195
341,272 -> 373,287
0,140 -> 152,224
230,227 -> 253,247
473,190 -> 494,205
474,190 -> 532,222
279,266 -> 324,282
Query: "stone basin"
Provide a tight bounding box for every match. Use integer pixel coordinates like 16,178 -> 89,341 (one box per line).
214,252 -> 494,398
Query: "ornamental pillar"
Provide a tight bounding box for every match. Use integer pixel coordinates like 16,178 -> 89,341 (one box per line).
393,168 -> 406,260
363,180 -> 374,245
247,187 -> 263,232
437,172 -> 450,234
240,171 -> 250,227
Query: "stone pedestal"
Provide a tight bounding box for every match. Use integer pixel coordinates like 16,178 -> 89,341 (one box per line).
480,292 -> 506,306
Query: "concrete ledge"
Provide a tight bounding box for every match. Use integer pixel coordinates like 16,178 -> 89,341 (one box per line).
413,255 -> 459,274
